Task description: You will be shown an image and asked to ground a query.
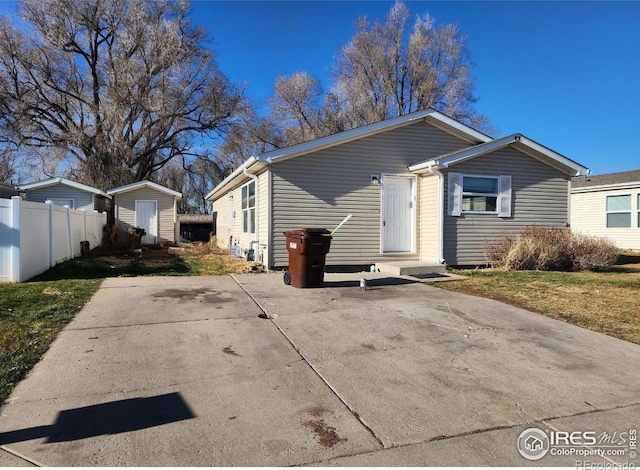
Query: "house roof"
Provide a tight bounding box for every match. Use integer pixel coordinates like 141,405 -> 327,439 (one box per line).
18,177 -> 111,199
206,108 -> 493,201
0,182 -> 17,191
409,134 -> 590,177
571,169 -> 640,192
107,180 -> 182,199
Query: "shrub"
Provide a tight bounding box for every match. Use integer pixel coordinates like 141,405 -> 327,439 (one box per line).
484,226 -> 618,272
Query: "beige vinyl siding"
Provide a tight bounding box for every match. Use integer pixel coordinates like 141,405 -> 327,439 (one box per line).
257,170 -> 269,265
212,170 -> 270,261
571,187 -> 640,250
442,146 -> 570,266
271,121 -> 470,267
418,174 -> 441,262
24,184 -> 95,210
114,188 -> 176,243
0,185 -> 18,199
212,194 -> 230,248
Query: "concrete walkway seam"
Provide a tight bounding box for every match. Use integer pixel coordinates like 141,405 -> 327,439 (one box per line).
1,445 -> 43,467
540,401 -> 640,466
230,274 -> 386,449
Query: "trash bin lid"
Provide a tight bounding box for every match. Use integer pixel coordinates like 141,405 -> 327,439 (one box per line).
301,228 -> 331,235
283,228 -> 331,238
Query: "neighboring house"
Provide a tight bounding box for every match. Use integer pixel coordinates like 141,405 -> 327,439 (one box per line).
207,108 -> 589,269
571,169 -> 640,250
19,177 -> 111,212
0,182 -> 19,199
108,180 -> 182,244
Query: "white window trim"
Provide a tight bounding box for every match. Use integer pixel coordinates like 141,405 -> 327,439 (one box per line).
448,172 -> 512,217
460,174 -> 500,215
604,193 -> 632,229
241,180 -> 256,234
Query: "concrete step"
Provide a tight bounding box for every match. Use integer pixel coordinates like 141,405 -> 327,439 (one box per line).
375,261 -> 447,276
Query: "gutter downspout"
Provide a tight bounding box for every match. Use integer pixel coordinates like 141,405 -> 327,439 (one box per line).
428,165 -> 445,265
243,166 -> 259,261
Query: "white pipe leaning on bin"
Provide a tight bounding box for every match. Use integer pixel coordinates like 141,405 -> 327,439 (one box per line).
330,213 -> 353,236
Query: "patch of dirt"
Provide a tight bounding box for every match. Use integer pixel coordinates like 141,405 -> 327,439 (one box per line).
302,419 -> 346,447
222,346 -> 241,357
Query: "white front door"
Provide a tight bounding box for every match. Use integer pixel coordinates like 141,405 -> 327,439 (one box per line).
382,175 -> 414,253
135,200 -> 158,244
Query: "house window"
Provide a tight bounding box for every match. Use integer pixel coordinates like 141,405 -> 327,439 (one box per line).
49,198 -> 75,209
448,173 -> 511,217
606,194 -> 631,228
241,181 -> 255,233
461,176 -> 499,213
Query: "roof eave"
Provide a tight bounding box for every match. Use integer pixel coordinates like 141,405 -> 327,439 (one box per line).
19,177 -> 112,199
411,134 -> 589,177
571,181 -> 640,193
107,180 -> 182,199
205,157 -> 266,201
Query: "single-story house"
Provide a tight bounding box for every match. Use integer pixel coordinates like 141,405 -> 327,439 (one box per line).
0,182 -> 19,199
108,180 -> 182,244
207,108 -> 589,269
19,177 -> 111,212
571,169 -> 640,250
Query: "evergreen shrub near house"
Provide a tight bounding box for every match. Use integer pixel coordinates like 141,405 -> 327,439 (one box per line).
484,226 -> 619,271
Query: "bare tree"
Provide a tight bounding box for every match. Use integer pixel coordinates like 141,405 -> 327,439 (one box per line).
0,0 -> 245,190
331,2 -> 489,130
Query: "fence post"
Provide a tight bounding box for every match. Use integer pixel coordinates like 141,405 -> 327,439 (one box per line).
93,211 -> 99,246
10,196 -> 21,282
46,201 -> 54,267
65,205 -> 73,258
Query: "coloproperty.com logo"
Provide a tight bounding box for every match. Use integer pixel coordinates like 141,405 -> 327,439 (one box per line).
517,427 -> 637,467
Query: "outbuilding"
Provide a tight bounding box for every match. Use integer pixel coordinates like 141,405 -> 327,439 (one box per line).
19,177 -> 110,213
108,180 -> 182,245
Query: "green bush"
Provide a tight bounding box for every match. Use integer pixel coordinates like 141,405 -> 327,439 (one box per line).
484,226 -> 619,271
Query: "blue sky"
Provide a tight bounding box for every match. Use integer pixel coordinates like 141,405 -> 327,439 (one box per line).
1,1 -> 638,175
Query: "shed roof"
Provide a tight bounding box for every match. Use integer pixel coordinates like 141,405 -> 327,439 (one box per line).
178,214 -> 213,223
107,180 -> 182,199
18,177 -> 111,199
572,169 -> 640,191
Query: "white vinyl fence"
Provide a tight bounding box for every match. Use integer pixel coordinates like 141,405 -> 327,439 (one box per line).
0,196 -> 107,282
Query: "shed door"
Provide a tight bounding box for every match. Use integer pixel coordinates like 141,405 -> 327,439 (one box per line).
381,176 -> 414,253
135,200 -> 158,244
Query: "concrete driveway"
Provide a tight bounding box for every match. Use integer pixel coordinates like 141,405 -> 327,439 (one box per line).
1,273 -> 639,466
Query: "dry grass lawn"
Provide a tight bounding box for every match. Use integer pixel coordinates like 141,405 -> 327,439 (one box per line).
438,252 -> 640,345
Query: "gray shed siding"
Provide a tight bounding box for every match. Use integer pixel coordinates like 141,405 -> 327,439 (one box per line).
24,184 -> 95,210
270,121 -> 471,267
442,147 -> 570,265
0,185 -> 18,199
114,188 -> 176,243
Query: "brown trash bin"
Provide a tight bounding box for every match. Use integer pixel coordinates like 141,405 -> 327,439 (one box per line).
283,228 -> 332,288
